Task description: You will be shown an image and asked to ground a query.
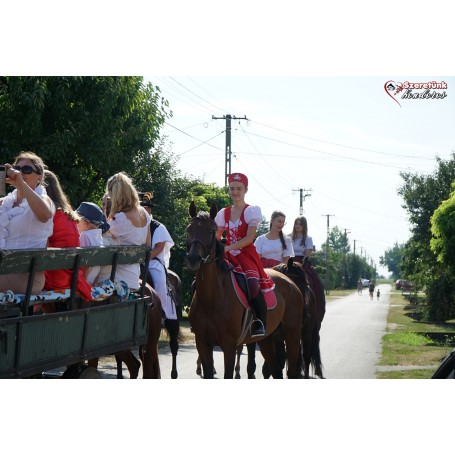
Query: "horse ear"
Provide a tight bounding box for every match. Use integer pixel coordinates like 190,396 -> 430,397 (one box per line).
210,202 -> 218,220
189,201 -> 197,218
287,257 -> 294,269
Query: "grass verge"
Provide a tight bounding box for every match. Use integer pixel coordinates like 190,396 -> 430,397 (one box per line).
377,290 -> 455,379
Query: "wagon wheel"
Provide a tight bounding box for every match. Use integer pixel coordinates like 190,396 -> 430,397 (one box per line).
61,363 -> 102,379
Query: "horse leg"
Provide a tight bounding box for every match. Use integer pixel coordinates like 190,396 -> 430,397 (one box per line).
196,337 -> 215,379
165,318 -> 179,379
196,355 -> 202,376
114,355 -> 124,379
246,342 -> 257,379
115,350 -> 140,379
235,345 -> 243,379
223,345 -> 237,379
258,336 -> 283,379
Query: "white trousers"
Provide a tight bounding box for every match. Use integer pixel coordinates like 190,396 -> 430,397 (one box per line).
148,265 -> 177,320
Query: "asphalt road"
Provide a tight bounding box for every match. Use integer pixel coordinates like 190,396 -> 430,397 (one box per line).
93,283 -> 391,379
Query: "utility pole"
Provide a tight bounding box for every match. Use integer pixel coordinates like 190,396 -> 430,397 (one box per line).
342,228 -> 350,289
321,213 -> 335,268
212,114 -> 248,186
293,188 -> 312,215
353,239 -> 359,256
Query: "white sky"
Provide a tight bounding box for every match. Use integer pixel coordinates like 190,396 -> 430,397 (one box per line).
146,76 -> 455,276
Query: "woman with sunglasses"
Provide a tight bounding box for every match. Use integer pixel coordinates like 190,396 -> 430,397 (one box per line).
0,152 -> 55,294
254,210 -> 294,268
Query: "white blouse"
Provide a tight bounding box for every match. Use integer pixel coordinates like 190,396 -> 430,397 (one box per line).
254,234 -> 294,261
0,186 -> 55,250
80,228 -> 104,285
292,235 -> 314,257
109,208 -> 151,290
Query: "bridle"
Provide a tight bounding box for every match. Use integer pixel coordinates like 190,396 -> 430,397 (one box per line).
186,218 -> 217,265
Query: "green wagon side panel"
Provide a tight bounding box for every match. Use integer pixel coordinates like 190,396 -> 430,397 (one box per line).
18,314 -> 85,368
0,323 -> 18,371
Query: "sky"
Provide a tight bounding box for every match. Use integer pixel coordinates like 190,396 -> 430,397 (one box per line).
145,76 -> 455,276
3,0 -> 454,449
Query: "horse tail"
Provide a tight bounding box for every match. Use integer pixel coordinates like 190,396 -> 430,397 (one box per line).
310,323 -> 324,378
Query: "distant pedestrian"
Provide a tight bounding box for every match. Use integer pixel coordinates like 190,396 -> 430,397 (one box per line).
368,280 -> 375,301
376,288 -> 380,300
357,278 -> 363,295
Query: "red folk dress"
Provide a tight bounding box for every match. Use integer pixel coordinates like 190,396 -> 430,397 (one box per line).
44,210 -> 92,302
221,205 -> 275,293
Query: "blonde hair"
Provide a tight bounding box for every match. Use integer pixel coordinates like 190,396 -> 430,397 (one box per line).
106,172 -> 140,219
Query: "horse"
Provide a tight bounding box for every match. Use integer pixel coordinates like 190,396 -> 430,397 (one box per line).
89,283 -> 162,379
116,265 -> 184,379
186,201 -> 304,379
234,258 -> 325,379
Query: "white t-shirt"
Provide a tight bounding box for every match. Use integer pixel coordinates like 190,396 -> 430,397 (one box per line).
148,221 -> 174,270
292,235 -> 314,257
79,228 -> 104,285
109,208 -> 151,290
254,234 -> 294,262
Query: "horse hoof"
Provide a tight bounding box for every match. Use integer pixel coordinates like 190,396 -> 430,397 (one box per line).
171,370 -> 178,379
196,367 -> 202,376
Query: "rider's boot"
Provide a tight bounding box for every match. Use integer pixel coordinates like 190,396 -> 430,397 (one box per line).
250,293 -> 267,337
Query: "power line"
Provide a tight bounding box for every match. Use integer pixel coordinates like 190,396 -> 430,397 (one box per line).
250,119 -> 438,161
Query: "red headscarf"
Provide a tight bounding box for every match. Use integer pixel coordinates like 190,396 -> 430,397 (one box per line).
228,172 -> 248,187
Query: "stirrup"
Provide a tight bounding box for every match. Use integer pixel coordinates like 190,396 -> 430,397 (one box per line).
250,319 -> 266,337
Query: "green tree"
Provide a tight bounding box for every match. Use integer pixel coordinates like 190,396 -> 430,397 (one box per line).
380,242 -> 405,279
398,152 -> 455,321
0,76 -> 170,205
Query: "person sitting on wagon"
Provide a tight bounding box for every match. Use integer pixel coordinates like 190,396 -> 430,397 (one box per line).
0,152 -> 55,294
76,201 -> 109,285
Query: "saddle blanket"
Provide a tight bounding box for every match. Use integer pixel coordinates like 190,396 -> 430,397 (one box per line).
230,271 -> 277,310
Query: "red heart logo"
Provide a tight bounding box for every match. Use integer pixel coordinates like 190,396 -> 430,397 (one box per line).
384,80 -> 403,107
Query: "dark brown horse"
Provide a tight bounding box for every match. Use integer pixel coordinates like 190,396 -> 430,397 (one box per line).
119,266 -> 183,379
233,258 -> 325,379
186,202 -> 304,379
275,259 -> 325,378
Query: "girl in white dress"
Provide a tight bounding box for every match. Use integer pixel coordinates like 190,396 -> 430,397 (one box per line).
106,173 -> 151,291
254,210 -> 294,268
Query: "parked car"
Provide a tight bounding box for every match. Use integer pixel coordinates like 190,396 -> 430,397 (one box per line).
431,348 -> 455,379
395,279 -> 415,291
361,278 -> 370,287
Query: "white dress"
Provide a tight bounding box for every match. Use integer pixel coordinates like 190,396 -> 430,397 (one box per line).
79,228 -> 104,285
147,220 -> 176,319
254,234 -> 294,262
109,208 -> 151,290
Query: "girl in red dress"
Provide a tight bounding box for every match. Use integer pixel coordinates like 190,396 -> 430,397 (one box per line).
214,172 -> 274,337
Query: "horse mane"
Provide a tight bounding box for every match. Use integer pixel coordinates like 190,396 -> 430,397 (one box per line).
194,210 -> 228,271
274,260 -> 309,288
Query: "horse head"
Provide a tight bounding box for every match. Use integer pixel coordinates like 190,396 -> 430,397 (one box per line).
186,202 -> 223,272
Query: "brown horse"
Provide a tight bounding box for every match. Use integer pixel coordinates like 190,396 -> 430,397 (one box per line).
275,259 -> 325,378
186,202 -> 304,379
229,259 -> 326,379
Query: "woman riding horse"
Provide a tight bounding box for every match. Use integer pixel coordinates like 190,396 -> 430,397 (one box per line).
187,200 -> 304,379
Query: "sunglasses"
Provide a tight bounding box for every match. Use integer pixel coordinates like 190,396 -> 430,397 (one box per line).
13,165 -> 40,175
